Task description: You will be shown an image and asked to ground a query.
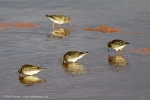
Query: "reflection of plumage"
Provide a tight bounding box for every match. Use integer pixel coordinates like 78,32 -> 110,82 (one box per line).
62,51 -> 89,63
108,55 -> 127,67
19,75 -> 46,85
46,14 -> 72,28
62,63 -> 88,74
18,64 -> 46,75
48,28 -> 70,39
107,39 -> 129,54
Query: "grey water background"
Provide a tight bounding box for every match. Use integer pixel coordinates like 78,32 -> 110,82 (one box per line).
0,0 -> 150,100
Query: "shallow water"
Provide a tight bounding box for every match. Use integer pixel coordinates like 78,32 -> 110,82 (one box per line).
0,0 -> 150,100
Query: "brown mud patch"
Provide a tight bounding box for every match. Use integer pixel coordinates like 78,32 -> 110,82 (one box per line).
147,13 -> 150,17
83,25 -> 120,33
127,47 -> 150,55
82,25 -> 142,34
0,22 -> 39,32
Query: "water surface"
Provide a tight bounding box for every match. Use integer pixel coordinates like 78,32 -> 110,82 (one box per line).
0,0 -> 150,100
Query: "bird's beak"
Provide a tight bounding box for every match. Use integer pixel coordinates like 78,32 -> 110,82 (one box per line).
70,21 -> 72,26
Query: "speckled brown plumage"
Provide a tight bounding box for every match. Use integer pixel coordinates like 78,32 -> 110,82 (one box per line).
62,51 -> 89,63
18,64 -> 46,75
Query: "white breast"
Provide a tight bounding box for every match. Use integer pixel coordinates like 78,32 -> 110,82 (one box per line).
115,45 -> 126,51
50,18 -> 64,24
68,55 -> 85,62
24,70 -> 40,75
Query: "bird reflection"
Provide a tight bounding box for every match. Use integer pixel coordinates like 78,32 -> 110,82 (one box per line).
19,75 -> 46,86
108,54 -> 128,72
62,63 -> 88,75
108,54 -> 127,67
47,28 -> 70,39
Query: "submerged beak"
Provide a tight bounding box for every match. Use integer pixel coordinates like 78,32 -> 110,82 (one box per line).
70,21 -> 72,26
108,47 -> 110,52
18,73 -> 21,77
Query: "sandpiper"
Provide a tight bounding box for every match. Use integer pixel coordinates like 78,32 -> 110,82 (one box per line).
107,39 -> 129,55
62,51 -> 89,63
46,14 -> 72,28
18,64 -> 46,76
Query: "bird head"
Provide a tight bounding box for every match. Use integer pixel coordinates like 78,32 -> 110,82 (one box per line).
66,17 -> 72,26
61,56 -> 66,63
18,68 -> 23,75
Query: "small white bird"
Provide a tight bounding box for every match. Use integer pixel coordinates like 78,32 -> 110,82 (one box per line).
46,14 -> 72,28
107,39 -> 129,55
18,64 -> 46,76
62,51 -> 89,63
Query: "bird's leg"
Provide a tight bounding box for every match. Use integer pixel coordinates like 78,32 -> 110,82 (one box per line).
120,50 -> 123,56
116,51 -> 118,56
58,24 -> 60,29
52,27 -> 54,30
52,23 -> 55,29
69,22 -> 72,29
